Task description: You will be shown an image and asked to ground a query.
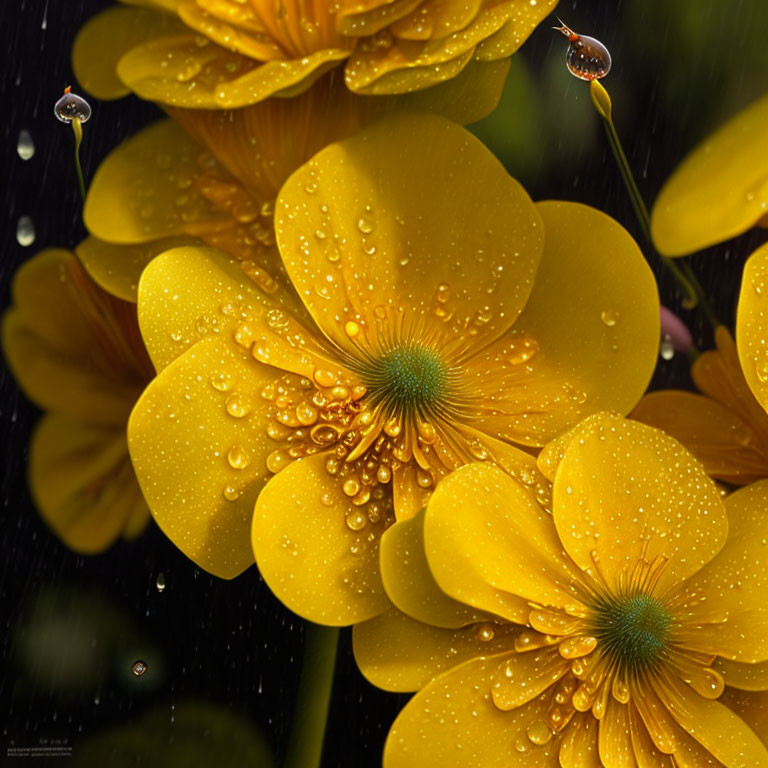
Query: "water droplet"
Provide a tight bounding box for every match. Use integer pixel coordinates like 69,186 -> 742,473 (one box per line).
357,215 -> 374,234
376,465 -> 391,483
54,90 -> 92,123
600,309 -> 619,327
313,368 -> 337,388
17,129 -> 34,160
16,216 -> 35,246
131,660 -> 148,676
296,402 -> 318,426
227,444 -> 251,470
222,484 -> 241,501
526,719 -> 553,746
267,449 -> 291,474
210,372 -> 232,391
660,335 -> 675,361
225,393 -> 252,419
345,321 -> 360,339
555,23 -> 612,81
343,479 -> 360,497
346,511 -> 367,531
475,623 -> 495,642
507,338 -> 539,365
156,573 -> 166,592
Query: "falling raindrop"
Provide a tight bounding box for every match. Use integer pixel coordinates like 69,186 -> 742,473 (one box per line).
156,573 -> 166,592
17,130 -> 34,160
660,334 -> 675,360
16,216 -> 35,246
131,660 -> 148,676
554,21 -> 612,81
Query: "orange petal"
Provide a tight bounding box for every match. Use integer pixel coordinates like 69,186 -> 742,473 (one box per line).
424,463 -> 584,623
353,607 -> 517,692
275,113 -> 542,358
674,479 -> 768,662
631,390 -> 768,484
467,201 -> 659,448
252,452 -> 391,625
30,414 -> 148,554
128,333 -> 280,579
549,414 -> 727,594
383,655 -> 561,767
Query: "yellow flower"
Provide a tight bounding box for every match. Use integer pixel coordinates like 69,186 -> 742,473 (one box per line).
127,115 -> 659,625
79,69 -> 512,303
73,0 -> 557,109
2,250 -> 154,553
651,91 -> 768,256
355,414 -> 768,766
632,326 -> 768,485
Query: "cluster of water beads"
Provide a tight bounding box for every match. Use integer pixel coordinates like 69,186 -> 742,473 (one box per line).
553,20 -> 612,82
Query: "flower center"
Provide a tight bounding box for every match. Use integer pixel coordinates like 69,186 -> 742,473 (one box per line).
361,342 -> 448,418
592,594 -> 672,673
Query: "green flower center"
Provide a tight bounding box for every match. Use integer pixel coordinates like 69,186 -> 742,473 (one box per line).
362,342 -> 448,417
592,594 -> 672,673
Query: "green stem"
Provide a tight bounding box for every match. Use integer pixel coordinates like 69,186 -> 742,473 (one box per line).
591,82 -> 719,329
71,118 -> 86,202
284,623 -> 339,768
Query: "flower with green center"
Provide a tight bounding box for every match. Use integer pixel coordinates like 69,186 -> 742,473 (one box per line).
354,413 -> 768,766
127,114 -> 659,627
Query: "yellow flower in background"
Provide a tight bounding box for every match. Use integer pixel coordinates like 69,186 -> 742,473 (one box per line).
2,250 -> 154,553
78,69 -> 517,304
651,91 -> 768,257
632,326 -> 768,485
72,0 -> 558,110
355,414 -> 768,766
127,115 -> 659,625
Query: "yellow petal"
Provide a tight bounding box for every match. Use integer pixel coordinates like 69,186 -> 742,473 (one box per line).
631,391 -> 768,485
466,201 -> 659,448
383,655 -> 560,767
275,113 -> 542,357
628,707 -> 673,768
474,0 -> 559,61
716,658 -> 768,692
675,479 -> 768,662
84,120 -> 226,246
389,0 -> 482,40
598,698 -> 637,767
137,245 -> 343,390
380,509 -> 490,628
424,463 -> 583,623
30,414 -> 148,553
2,250 -> 147,426
72,6 -> 185,99
353,607 -> 517,692
338,0 -> 422,37
720,688 -> 768,749
490,647 -> 569,711
737,243 -> 768,414
75,235 -> 199,303
128,333 -> 279,578
117,31 -> 349,108
549,413 -> 727,594
651,92 -> 768,256
652,672 -> 768,765
253,451 -> 391,625
559,714 -> 602,768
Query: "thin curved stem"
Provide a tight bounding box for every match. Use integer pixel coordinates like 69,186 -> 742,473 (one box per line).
71,118 -> 86,202
284,623 -> 339,768
590,81 -> 719,329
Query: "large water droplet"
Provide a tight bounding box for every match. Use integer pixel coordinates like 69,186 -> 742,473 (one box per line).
54,90 -> 91,123
156,573 -> 166,592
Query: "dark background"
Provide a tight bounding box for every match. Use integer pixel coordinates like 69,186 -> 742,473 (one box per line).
2,0 -> 767,765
